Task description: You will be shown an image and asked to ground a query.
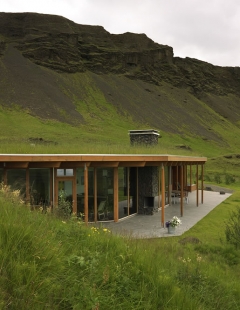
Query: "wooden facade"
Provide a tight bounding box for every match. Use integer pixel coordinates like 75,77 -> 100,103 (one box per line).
0,154 -> 207,226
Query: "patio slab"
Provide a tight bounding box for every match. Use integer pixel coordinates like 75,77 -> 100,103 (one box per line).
101,190 -> 232,238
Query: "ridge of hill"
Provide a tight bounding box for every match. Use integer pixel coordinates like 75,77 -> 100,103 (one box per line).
1,12 -> 240,158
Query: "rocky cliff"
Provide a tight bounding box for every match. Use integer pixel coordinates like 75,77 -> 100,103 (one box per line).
1,12 -> 240,145
2,12 -> 239,98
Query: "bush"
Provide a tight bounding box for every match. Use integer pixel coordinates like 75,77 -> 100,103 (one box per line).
214,173 -> 221,184
225,174 -> 235,185
55,190 -> 72,219
225,206 -> 240,249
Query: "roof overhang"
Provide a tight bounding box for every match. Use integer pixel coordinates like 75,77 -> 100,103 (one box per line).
0,154 -> 207,168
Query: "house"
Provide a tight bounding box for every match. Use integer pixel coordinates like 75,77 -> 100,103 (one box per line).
0,154 -> 207,226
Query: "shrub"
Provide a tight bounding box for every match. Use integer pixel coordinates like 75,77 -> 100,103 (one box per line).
225,174 -> 235,185
225,206 -> 240,249
54,190 -> 72,219
214,173 -> 221,184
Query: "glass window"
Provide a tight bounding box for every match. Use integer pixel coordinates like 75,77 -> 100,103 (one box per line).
7,169 -> 26,196
29,169 -> 50,206
57,169 -> 73,176
97,168 -> 114,221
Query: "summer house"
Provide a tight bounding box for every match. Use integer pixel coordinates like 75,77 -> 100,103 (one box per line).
0,154 -> 207,226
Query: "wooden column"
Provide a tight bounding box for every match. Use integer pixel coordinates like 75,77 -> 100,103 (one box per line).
127,167 -> 130,216
161,164 -> 165,227
72,168 -> 77,214
94,168 -> 97,222
84,164 -> 88,224
201,164 -> 204,204
158,167 -> 161,211
180,165 -> 183,217
136,167 -> 138,213
196,164 -> 199,206
113,167 -> 119,222
168,166 -> 171,205
50,168 -> 53,209
190,165 -> 192,186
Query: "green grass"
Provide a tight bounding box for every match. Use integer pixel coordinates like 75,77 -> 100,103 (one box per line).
1,186 -> 240,309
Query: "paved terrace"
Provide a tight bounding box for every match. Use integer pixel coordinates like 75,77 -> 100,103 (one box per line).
102,190 -> 232,238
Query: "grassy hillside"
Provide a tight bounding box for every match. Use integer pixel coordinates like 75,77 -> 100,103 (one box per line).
1,181 -> 240,309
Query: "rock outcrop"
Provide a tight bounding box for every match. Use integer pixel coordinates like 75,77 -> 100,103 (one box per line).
1,12 -> 240,98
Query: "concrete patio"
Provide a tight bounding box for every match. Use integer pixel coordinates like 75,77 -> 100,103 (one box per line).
102,190 -> 232,238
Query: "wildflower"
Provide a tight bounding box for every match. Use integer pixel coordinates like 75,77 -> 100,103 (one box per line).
196,254 -> 202,262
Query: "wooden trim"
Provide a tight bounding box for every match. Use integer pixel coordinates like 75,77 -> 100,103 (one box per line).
29,162 -> 61,168
4,162 -> 29,168
114,167 -> 118,222
90,162 -> 119,168
118,161 -> 145,167
0,154 -> 207,166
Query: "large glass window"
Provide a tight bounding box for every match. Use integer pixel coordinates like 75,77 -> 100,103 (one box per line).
29,169 -> 51,206
7,169 -> 26,196
97,168 -> 114,221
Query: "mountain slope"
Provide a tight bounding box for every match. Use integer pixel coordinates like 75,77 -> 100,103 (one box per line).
1,12 -> 240,156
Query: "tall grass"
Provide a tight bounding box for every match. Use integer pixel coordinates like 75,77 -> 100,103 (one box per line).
1,186 -> 240,309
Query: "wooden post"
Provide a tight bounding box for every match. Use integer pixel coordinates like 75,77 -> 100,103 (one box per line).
161,164 -> 165,227
201,164 -> 204,204
158,167 -> 161,211
94,168 -> 97,222
180,165 -> 183,217
113,167 -> 119,222
127,167 -> 130,216
190,165 -> 192,187
168,166 -> 171,205
136,167 -> 138,213
196,164 -> 199,207
72,168 -> 77,214
84,163 -> 88,224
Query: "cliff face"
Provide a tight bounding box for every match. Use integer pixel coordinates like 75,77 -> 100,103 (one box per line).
1,12 -> 240,146
0,12 -> 173,75
1,12 -> 240,98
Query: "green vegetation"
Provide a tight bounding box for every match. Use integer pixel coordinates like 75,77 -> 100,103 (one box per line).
1,183 -> 240,309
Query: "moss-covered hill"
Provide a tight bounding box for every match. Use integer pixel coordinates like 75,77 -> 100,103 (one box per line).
1,12 -> 240,161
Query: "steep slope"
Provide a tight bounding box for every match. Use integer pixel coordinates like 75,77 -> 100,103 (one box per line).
0,12 -> 240,153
